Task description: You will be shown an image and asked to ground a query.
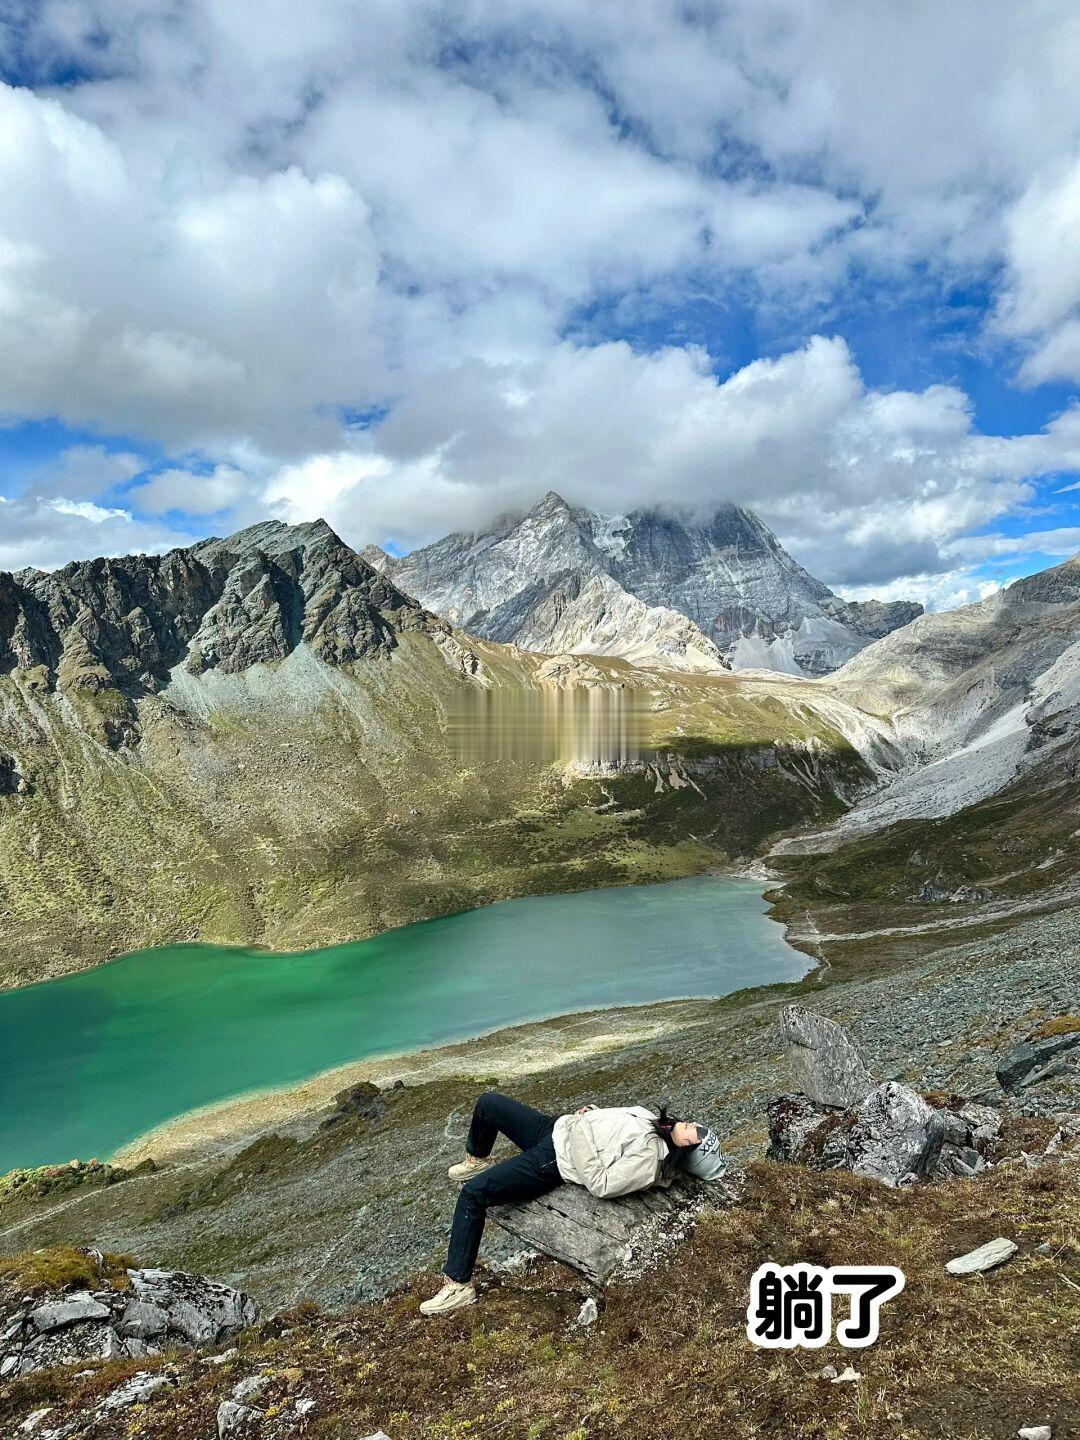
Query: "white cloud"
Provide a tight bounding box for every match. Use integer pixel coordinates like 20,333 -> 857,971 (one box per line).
31,443 -> 145,498
998,158 -> 1080,384
259,335 -> 1080,603
947,526 -> 1080,562
132,463 -> 250,516
1,0 -> 1080,599
0,493 -> 188,573
0,82 -> 382,449
841,570 -> 1004,615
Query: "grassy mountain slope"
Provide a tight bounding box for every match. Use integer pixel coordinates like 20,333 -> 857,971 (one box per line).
2,1158 -> 1074,1440
0,632 -> 869,987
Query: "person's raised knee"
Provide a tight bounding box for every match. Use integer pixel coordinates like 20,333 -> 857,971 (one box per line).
459,1174 -> 491,1208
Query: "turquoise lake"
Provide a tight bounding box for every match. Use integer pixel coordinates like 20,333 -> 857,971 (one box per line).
0,877 -> 809,1173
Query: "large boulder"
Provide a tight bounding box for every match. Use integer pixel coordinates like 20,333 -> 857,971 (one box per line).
0,1261 -> 256,1377
778,1005 -> 875,1109
768,1006 -> 1003,1187
492,1177 -> 731,1285
768,1082 -> 937,1186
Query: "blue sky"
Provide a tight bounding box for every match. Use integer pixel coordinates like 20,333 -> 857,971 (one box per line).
1,1 -> 1080,609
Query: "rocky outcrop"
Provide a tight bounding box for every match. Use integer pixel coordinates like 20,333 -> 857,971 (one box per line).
767,1084 -> 999,1185
996,1028 -> 1080,1094
0,520 -> 444,718
0,1263 -> 256,1376
768,1007 -> 1001,1185
823,595 -> 924,641
777,1005 -> 875,1109
480,568 -> 727,673
0,750 -> 19,796
366,491 -> 920,677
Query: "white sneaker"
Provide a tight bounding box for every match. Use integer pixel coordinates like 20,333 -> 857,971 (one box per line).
447,1154 -> 496,1181
420,1280 -> 477,1316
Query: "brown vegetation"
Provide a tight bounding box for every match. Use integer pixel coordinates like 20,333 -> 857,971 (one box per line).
3,1158 -> 1075,1440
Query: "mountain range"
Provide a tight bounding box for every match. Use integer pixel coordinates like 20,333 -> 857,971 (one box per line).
363,491 -> 922,676
0,518 -> 869,984
1,513 -> 1078,985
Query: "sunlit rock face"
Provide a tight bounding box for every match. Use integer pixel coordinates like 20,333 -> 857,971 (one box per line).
0,519 -> 442,700
365,492 -> 920,677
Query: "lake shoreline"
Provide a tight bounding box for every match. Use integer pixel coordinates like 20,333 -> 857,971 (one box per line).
112,994 -> 721,1167
111,864 -> 806,1167
2,873 -> 808,1175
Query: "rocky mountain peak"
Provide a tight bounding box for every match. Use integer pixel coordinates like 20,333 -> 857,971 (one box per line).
0,520 -> 442,731
1008,549 -> 1080,605
370,493 -> 922,676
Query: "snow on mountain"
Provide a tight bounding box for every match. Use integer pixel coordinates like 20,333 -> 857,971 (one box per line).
364,491 -> 920,677
773,553 -> 1080,849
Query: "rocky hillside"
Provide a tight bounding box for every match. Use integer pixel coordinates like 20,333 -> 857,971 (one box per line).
0,519 -> 874,985
1,900 -> 1075,1439
763,553 -> 1080,966
364,491 -> 921,676
786,551 -> 1080,843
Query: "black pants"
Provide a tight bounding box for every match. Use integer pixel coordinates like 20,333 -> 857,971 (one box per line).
444,1092 -> 564,1284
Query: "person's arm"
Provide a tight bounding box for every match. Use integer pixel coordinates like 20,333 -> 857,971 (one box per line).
565,1123 -> 661,1198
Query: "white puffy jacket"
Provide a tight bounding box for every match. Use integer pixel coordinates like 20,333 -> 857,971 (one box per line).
552,1105 -> 671,1198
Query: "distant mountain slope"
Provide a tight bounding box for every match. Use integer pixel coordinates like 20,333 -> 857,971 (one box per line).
0,518 -> 873,984
771,553 -> 1080,958
777,551 -> 1080,849
0,519 -> 445,741
364,491 -> 920,676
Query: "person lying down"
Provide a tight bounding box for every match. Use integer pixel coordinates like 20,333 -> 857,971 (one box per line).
421,1089 -> 726,1315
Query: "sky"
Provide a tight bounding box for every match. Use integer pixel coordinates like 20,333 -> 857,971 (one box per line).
1,1 -> 1080,610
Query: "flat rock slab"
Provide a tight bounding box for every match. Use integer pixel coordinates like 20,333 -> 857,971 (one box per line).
493,1179 -> 719,1285
30,1293 -> 112,1333
946,1237 -> 1018,1275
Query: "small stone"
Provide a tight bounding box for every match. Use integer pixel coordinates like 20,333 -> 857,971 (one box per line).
295,1398 -> 316,1417
2,1355 -> 20,1377
946,1237 -> 1018,1275
576,1297 -> 598,1327
19,1410 -> 52,1434
217,1400 -> 264,1436
232,1376 -> 270,1403
831,1365 -> 862,1383
817,1364 -> 838,1379
1017,1427 -> 1051,1440
100,1372 -> 173,1411
201,1347 -> 239,1366
1035,1242 -> 1053,1257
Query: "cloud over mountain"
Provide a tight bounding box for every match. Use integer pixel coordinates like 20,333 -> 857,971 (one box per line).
1,1 -> 1080,603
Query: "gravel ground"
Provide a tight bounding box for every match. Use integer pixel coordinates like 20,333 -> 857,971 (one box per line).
1,905 -> 1076,1311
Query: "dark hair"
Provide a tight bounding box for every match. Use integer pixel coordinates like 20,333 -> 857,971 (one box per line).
652,1104 -> 697,1176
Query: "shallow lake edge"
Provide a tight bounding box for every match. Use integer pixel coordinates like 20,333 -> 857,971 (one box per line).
111,870 -> 816,1168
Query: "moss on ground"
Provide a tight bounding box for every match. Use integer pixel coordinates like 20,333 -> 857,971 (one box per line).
0,1244 -> 135,1298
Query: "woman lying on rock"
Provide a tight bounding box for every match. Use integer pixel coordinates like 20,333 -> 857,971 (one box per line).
421,1090 -> 725,1315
